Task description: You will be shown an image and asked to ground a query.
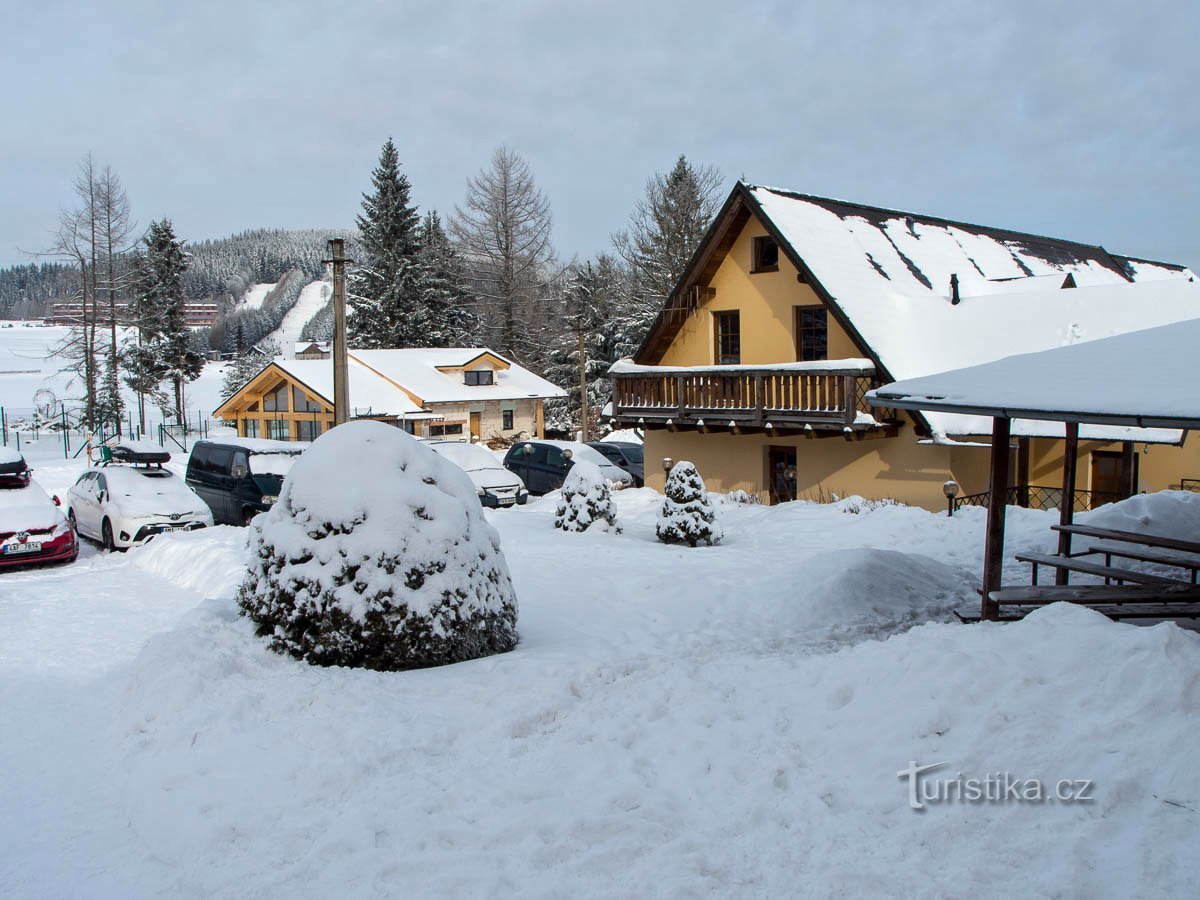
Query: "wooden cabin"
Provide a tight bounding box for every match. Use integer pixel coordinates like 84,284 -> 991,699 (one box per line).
215,348 -> 566,443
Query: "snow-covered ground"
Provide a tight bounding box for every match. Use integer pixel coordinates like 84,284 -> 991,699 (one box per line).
265,279 -> 330,350
239,282 -> 277,311
2,469 -> 1199,897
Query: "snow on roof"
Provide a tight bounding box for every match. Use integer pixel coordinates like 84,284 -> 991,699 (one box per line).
271,357 -> 424,418
610,358 -> 875,375
748,186 -> 1200,439
869,318 -> 1200,432
348,348 -> 566,403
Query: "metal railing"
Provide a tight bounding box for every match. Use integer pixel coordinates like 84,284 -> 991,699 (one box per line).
953,484 -> 1123,513
1180,478 -> 1200,493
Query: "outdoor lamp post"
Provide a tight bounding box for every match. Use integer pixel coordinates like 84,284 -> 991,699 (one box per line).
662,457 -> 673,474
943,480 -> 960,517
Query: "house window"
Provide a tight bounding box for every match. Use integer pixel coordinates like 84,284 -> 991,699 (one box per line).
714,311 -> 741,365
795,306 -> 828,361
502,409 -> 514,431
242,418 -> 259,438
752,236 -> 779,273
429,423 -> 465,437
292,386 -> 323,413
263,383 -> 289,412
464,369 -> 494,386
296,419 -> 322,442
268,419 -> 290,441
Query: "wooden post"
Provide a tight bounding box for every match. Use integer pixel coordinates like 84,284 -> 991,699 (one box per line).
324,239 -> 353,426
1017,438 -> 1030,508
578,326 -> 588,443
1056,422 -> 1080,584
981,416 -> 1012,620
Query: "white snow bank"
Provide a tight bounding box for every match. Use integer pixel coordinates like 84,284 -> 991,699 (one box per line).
129,526 -> 248,599
1083,489 -> 1200,541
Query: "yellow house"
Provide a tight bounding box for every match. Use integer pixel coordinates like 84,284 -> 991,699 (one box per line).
610,183 -> 1200,511
215,347 -> 566,442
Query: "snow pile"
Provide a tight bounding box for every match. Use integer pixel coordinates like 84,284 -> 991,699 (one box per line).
238,420 -> 518,670
657,461 -> 722,546
554,460 -> 620,533
130,526 -> 248,599
1084,489 -> 1200,540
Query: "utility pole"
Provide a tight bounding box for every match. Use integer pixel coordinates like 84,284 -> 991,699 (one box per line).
324,238 -> 353,426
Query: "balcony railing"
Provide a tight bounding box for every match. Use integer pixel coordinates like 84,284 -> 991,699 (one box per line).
609,361 -> 896,432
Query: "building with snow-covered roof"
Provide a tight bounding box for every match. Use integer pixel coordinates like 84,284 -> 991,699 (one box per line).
609,182 -> 1200,510
214,348 -> 566,442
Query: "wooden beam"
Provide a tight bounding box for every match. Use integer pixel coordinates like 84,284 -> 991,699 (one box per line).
1056,422 -> 1080,586
981,416 -> 1012,620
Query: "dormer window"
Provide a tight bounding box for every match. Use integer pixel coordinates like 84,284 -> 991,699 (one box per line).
464,369 -> 494,386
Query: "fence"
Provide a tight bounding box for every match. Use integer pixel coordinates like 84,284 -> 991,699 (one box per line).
953,484 -> 1122,514
0,403 -> 217,459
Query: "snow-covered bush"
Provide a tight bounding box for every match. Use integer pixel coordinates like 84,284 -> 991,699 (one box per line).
237,420 -> 518,671
657,461 -> 723,547
554,459 -> 620,533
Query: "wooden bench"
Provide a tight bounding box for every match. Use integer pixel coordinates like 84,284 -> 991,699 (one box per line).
1015,551 -> 1187,586
1052,523 -> 1200,556
969,583 -> 1200,623
1088,543 -> 1200,584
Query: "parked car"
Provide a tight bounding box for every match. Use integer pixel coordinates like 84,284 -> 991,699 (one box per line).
425,440 -> 529,508
186,438 -> 308,525
502,440 -> 634,495
0,450 -> 77,568
68,445 -> 213,550
587,441 -> 645,487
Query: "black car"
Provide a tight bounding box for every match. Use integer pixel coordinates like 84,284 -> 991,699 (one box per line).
587,441 -> 645,487
186,439 -> 306,525
503,440 -> 634,495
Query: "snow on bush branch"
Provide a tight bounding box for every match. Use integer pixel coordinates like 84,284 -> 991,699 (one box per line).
238,421 -> 518,671
656,461 -> 723,547
554,459 -> 620,533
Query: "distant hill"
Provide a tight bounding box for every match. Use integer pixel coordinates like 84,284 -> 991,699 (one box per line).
0,227 -> 351,320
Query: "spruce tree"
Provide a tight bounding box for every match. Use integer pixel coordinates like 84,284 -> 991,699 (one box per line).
347,138 -> 423,348
613,155 -> 723,357
657,461 -> 723,547
412,211 -> 477,347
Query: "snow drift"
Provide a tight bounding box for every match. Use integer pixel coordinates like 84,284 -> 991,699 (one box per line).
238,420 -> 518,670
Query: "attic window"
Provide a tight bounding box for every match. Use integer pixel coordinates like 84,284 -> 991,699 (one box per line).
464,369 -> 494,386
752,236 -> 779,273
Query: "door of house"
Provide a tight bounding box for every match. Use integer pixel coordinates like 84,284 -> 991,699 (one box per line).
1091,447 -> 1136,506
469,412 -> 482,441
767,446 -> 797,505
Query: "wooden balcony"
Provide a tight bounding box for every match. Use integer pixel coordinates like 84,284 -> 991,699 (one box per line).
609,361 -> 900,437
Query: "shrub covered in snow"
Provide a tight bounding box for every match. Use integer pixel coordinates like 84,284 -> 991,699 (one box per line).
656,461 -> 723,547
554,459 -> 620,533
237,420 -> 518,671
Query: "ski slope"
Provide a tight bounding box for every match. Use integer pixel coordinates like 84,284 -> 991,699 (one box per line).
239,282 -> 277,310
264,279 -> 330,350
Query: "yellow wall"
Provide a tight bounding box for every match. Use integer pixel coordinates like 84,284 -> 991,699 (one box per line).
659,219 -> 860,366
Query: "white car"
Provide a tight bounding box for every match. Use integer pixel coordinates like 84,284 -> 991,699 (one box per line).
68,460 -> 214,551
425,440 -> 529,508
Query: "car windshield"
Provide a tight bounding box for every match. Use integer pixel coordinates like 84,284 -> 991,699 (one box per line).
429,442 -> 501,473
618,445 -> 643,464
248,452 -> 300,478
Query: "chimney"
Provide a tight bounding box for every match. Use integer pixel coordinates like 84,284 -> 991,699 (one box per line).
950,273 -> 960,305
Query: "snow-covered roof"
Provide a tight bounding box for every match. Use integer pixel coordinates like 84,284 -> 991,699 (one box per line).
869,318 -> 1200,432
349,348 -> 566,403
272,358 -> 424,418
742,185 -> 1200,439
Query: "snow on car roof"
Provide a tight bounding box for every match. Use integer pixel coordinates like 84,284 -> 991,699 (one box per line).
199,437 -> 309,455
0,447 -> 25,466
0,480 -> 62,531
426,441 -> 505,472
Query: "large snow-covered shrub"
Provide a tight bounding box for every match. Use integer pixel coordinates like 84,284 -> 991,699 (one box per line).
656,461 -> 723,547
237,420 -> 518,670
554,459 -> 620,533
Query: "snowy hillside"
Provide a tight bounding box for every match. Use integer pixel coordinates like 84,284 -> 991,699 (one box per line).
265,279 -> 330,349
2,480 -> 1199,896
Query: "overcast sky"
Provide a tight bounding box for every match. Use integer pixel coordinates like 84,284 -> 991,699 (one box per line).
3,0 -> 1197,271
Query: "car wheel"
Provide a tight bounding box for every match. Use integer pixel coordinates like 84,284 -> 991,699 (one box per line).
241,507 -> 257,527
68,509 -> 78,532
102,518 -> 116,552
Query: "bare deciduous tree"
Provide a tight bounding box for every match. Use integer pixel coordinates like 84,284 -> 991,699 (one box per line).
450,146 -> 554,360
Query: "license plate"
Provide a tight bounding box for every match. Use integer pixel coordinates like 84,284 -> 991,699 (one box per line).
4,542 -> 42,555
498,497 -> 516,506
